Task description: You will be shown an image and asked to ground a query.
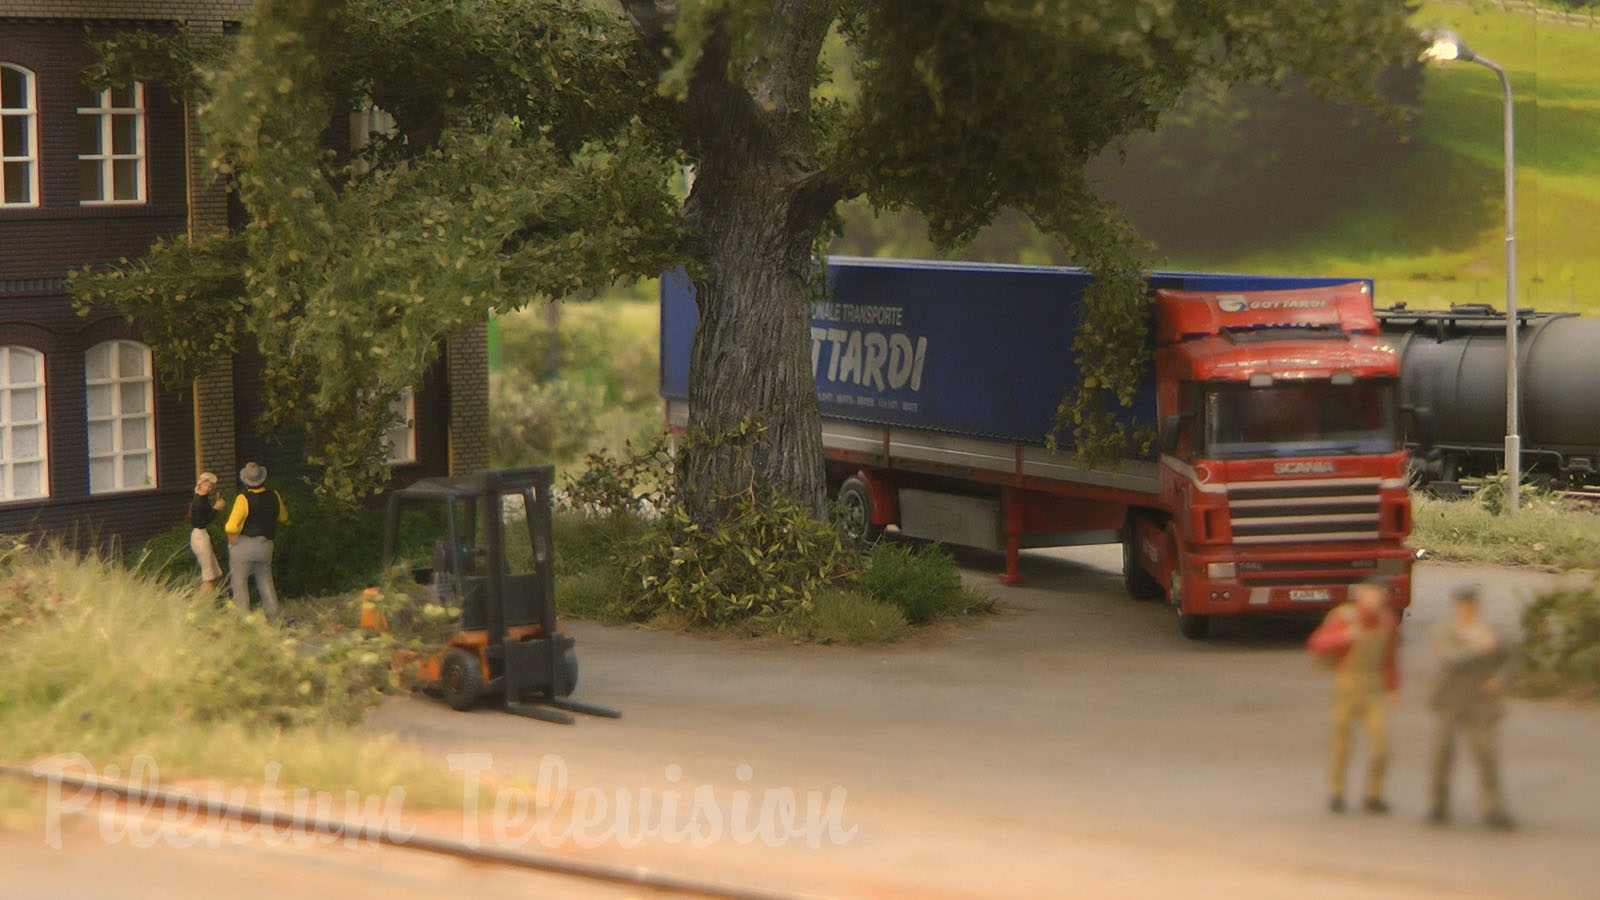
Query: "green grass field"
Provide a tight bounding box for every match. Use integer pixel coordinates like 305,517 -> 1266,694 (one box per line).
1177,1 -> 1600,314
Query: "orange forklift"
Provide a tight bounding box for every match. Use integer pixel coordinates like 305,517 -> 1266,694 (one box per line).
380,466 -> 619,724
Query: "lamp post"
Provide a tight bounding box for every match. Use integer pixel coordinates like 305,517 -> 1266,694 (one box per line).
1421,30 -> 1521,512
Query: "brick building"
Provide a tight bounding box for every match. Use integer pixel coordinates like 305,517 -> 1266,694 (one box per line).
0,2 -> 489,548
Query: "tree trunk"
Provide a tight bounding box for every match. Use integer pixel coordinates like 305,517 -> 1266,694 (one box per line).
681,169 -> 831,518
665,4 -> 841,522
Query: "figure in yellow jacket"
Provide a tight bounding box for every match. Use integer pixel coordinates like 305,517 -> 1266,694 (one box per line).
225,462 -> 289,622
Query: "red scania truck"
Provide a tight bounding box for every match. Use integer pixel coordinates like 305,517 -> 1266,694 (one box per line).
660,258 -> 1413,637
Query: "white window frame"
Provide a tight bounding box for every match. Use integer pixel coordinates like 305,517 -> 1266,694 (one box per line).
1,63 -> 40,208
85,340 -> 156,494
77,82 -> 146,205
385,387 -> 417,465
0,346 -> 48,501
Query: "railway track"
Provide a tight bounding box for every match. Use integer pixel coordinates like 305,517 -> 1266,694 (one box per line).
0,762 -> 818,900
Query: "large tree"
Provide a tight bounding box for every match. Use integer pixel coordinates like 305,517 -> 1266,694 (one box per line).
76,0 -> 1418,512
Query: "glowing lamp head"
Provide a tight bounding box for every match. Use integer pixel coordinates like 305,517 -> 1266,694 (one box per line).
1420,30 -> 1474,64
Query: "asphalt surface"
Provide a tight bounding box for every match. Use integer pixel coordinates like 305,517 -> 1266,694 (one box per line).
5,547 -> 1597,898
364,547 -> 1600,899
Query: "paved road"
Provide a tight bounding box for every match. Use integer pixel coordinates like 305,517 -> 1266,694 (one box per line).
363,548 -> 1599,899
5,548 -> 1595,898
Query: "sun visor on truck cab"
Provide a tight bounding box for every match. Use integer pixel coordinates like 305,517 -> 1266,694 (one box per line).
1153,282 -> 1378,345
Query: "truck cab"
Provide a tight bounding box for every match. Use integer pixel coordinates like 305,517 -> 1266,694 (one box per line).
1130,283 -> 1413,637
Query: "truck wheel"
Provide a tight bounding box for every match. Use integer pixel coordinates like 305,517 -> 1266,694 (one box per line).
837,477 -> 885,544
1177,610 -> 1211,640
440,648 -> 484,711
1122,527 -> 1162,600
1169,568 -> 1210,639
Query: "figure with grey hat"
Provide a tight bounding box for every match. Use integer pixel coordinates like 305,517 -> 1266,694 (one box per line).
224,462 -> 289,621
1427,586 -> 1514,829
187,472 -> 227,591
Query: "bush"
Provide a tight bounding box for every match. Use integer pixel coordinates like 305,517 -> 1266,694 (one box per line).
560,431 -> 993,638
785,585 -> 909,644
860,541 -> 979,624
624,492 -> 856,628
1517,578 -> 1600,699
129,487 -> 439,602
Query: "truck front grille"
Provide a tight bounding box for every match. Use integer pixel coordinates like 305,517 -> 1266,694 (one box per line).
1227,477 -> 1382,544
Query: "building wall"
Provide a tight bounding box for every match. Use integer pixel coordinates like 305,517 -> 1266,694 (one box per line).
0,14 -> 218,547
1,3 -> 491,550
1,2 -> 251,19
447,321 -> 490,476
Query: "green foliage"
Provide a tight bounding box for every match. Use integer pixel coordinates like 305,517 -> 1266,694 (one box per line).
70,233 -> 247,390
784,584 -> 909,645
1517,578 -> 1600,699
74,0 -> 686,503
75,0 -> 1424,506
81,25 -> 219,96
1409,487 -> 1600,571
490,296 -> 661,468
828,0 -> 1418,464
129,487 -> 438,601
857,541 -> 991,625
551,511 -> 650,578
562,432 -> 991,637
0,544 -> 465,809
626,490 -> 856,627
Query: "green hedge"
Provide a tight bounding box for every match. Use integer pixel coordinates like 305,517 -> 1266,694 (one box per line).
130,487 -> 437,601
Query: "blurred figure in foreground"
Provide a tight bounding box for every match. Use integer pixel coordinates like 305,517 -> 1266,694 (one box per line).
1428,587 -> 1514,830
1308,580 -> 1399,814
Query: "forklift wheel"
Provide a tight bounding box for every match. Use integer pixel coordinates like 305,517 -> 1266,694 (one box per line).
559,647 -> 579,696
440,648 -> 484,711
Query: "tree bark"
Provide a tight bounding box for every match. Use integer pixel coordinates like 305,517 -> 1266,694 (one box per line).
627,1 -> 842,521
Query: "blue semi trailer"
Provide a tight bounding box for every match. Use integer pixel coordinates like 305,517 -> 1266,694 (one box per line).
662,257 -> 1414,637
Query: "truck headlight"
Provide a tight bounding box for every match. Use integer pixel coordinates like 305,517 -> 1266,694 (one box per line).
1206,562 -> 1237,579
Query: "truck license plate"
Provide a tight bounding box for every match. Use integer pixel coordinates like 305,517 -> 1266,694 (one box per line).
1289,589 -> 1332,602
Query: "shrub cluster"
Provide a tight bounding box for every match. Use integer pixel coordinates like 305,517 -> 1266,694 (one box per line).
1517,578 -> 1600,699
130,486 -> 438,601
559,429 -> 991,641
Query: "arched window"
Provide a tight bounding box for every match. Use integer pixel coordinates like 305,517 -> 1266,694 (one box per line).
1,346 -> 48,500
85,340 -> 154,493
77,81 -> 145,204
1,64 -> 39,206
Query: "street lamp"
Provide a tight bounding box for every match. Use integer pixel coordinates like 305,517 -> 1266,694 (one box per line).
1420,30 -> 1521,512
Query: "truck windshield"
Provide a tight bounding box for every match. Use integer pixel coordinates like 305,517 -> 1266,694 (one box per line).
1203,381 -> 1398,459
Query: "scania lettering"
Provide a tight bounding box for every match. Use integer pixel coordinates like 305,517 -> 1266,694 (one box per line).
660,258 -> 1413,638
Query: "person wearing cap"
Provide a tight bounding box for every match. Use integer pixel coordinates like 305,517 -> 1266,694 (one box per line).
187,472 -> 227,590
1307,579 -> 1401,815
1427,587 -> 1514,829
224,462 -> 289,621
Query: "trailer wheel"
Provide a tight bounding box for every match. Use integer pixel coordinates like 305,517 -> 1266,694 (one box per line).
1122,525 -> 1162,600
440,648 -> 484,711
837,477 -> 885,544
